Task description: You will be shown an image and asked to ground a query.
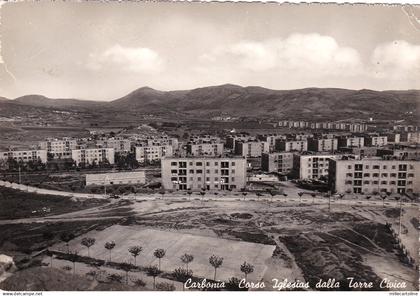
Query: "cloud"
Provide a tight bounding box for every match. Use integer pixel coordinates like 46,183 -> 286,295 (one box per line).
198,33 -> 364,76
87,44 -> 164,73
370,40 -> 420,80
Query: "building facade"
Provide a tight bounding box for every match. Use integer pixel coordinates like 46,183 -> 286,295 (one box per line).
96,138 -> 131,153
235,141 -> 269,157
308,138 -> 338,152
0,149 -> 48,163
186,143 -> 224,156
275,140 -> 308,152
86,171 -> 146,186
329,158 -> 420,194
135,145 -> 173,163
337,137 -> 365,148
71,148 -> 115,166
293,154 -> 338,180
261,152 -> 294,174
161,157 -> 247,190
363,135 -> 388,147
39,138 -> 77,159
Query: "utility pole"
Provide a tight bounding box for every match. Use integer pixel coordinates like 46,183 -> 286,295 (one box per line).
398,196 -> 403,236
18,165 -> 21,184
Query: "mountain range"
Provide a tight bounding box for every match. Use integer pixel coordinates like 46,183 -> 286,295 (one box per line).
1,84 -> 419,119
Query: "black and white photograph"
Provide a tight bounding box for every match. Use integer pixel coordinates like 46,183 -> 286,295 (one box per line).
0,1 -> 419,293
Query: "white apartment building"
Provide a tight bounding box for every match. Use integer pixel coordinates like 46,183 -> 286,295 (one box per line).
85,171 -> 146,186
337,137 -> 365,148
135,145 -> 173,163
293,154 -> 339,180
71,148 -> 115,166
161,157 -> 247,191
186,143 -> 224,156
308,138 -> 338,152
261,152 -> 294,174
275,140 -> 308,152
329,158 -> 420,194
146,137 -> 179,150
364,135 -> 388,147
0,149 -> 48,163
96,138 -> 131,152
235,141 -> 269,157
39,138 -> 77,159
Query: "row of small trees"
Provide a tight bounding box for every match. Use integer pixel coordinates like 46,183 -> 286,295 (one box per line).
59,237 -> 256,290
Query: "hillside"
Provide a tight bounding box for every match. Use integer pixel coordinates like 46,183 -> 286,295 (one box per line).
4,85 -> 420,120
14,95 -> 106,110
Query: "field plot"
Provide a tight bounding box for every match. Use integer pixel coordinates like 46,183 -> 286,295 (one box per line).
53,225 -> 275,282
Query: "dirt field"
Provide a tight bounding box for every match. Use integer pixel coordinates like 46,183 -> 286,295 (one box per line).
53,226 -> 275,282
1,192 -> 418,291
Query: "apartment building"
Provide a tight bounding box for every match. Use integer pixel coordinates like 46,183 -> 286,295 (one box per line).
400,132 -> 420,144
329,158 -> 420,194
161,157 -> 247,191
71,148 -> 115,166
186,143 -> 224,156
234,141 -> 269,157
275,140 -> 308,152
340,147 -> 378,158
0,149 -> 48,163
85,171 -> 145,186
135,145 -> 173,163
293,154 -> 339,180
96,138 -> 131,153
308,138 -> 338,153
257,134 -> 286,150
39,138 -> 77,159
385,133 -> 401,144
225,135 -> 254,150
363,135 -> 388,147
261,152 -> 294,174
146,137 -> 179,151
337,136 -> 365,148
377,148 -> 420,161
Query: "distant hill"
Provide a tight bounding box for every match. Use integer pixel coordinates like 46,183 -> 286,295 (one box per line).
14,95 -> 106,110
5,85 -> 420,120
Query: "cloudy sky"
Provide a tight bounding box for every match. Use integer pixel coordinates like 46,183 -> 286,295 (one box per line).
0,2 -> 419,100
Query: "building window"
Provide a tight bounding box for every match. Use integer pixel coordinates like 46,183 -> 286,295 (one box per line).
355,164 -> 363,171
363,173 -> 370,177
196,162 -> 203,166
196,169 -> 203,174
373,165 -> 380,169
171,162 -> 177,166
231,162 -> 235,166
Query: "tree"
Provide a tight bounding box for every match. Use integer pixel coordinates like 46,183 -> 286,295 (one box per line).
81,237 -> 96,257
154,248 -> 166,271
226,277 -> 248,291
146,265 -> 162,289
310,192 -> 316,204
173,267 -> 193,291
180,253 -> 194,271
60,232 -> 75,254
209,255 -> 223,281
381,193 -> 387,208
128,246 -> 142,266
120,262 -> 133,284
240,261 -> 254,281
200,189 -> 206,201
104,241 -> 116,261
68,251 -> 78,274
159,189 -> 165,199
267,189 -> 276,203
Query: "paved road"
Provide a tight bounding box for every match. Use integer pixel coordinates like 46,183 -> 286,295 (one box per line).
1,180 -> 418,211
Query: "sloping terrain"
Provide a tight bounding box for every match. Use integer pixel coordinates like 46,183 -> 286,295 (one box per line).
3,85 -> 419,120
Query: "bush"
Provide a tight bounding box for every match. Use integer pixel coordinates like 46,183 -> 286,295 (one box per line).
155,282 -> 175,291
